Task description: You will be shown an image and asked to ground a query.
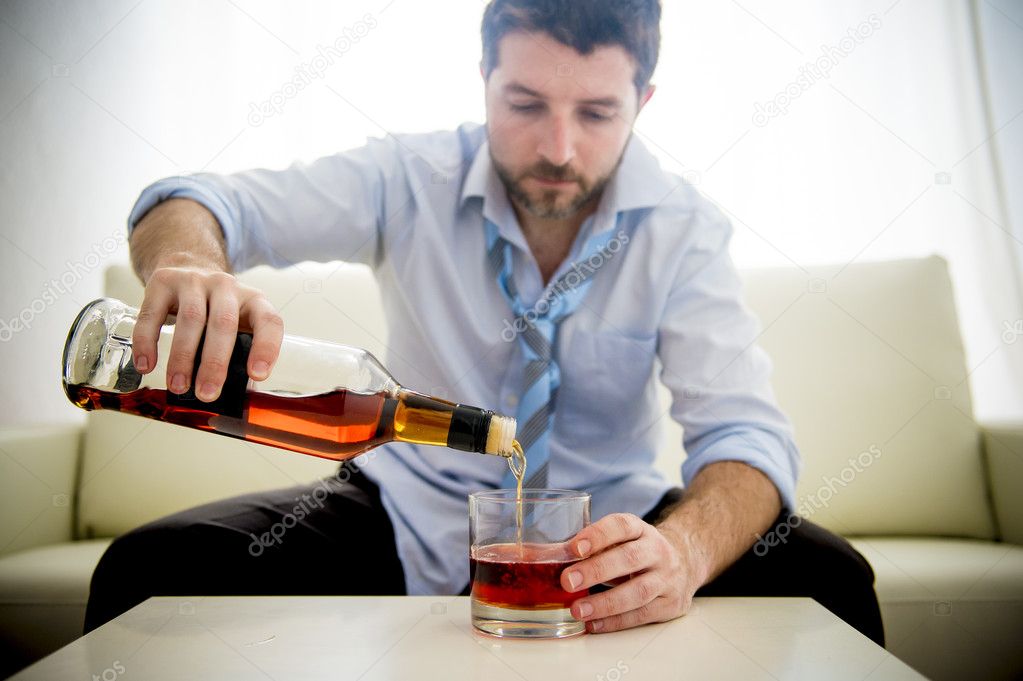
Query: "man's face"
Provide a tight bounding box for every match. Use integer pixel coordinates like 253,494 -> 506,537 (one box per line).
484,31 -> 652,221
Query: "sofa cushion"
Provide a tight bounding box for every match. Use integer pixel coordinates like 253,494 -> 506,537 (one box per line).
851,537 -> 1023,681
0,425 -> 80,557
738,257 -> 994,539
983,424 -> 1023,544
0,539 -> 111,677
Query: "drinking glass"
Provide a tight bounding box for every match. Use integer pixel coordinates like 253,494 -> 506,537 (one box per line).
469,489 -> 591,638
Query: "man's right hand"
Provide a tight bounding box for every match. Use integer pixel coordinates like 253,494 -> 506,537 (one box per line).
131,267 -> 284,402
128,197 -> 284,402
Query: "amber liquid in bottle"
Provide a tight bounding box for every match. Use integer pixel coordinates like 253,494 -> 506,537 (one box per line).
65,384 -> 506,461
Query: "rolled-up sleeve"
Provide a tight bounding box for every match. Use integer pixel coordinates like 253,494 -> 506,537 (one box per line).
127,133 -> 406,272
656,207 -> 800,511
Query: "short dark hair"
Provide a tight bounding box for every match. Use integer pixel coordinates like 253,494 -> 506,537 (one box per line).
480,0 -> 661,96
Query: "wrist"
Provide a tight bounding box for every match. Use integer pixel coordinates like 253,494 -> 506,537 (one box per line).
137,254 -> 226,284
131,198 -> 229,282
656,522 -> 714,589
152,253 -> 225,272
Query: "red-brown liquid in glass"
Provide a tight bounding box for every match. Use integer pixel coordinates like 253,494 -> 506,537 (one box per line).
470,542 -> 587,610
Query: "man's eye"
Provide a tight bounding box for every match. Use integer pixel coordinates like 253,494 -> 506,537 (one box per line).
583,110 -> 611,122
510,103 -> 541,113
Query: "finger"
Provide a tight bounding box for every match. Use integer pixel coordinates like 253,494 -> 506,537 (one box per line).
165,290 -> 207,394
570,513 -> 645,559
562,532 -> 654,592
133,283 -> 174,374
194,282 -> 240,402
586,597 -> 672,634
571,572 -> 664,622
241,295 -> 283,381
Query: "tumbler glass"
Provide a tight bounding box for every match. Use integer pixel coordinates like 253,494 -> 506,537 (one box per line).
469,489 -> 591,638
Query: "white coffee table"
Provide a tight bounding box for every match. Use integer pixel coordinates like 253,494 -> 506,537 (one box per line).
11,596 -> 924,680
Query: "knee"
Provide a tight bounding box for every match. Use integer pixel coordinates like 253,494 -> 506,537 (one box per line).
85,522 -> 193,634
819,535 -> 875,591
92,521 -> 186,587
785,518 -> 877,593
96,508 -> 239,577
784,521 -> 885,646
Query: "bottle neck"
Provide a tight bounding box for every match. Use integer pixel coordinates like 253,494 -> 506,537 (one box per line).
393,389 -> 514,457
446,402 -> 496,454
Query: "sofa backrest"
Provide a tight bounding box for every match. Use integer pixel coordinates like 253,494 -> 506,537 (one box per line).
77,257 -> 995,540
738,256 -> 993,539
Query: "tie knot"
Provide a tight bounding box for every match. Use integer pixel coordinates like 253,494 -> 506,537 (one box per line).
486,220 -> 623,347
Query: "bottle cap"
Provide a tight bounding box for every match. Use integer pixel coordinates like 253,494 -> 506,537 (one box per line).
485,414 -> 517,456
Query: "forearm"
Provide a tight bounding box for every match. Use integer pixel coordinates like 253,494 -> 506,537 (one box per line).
130,198 -> 230,283
655,460 -> 782,586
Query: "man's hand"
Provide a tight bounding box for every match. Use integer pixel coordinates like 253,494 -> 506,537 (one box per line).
132,267 -> 284,402
129,198 -> 285,402
559,512 -> 710,634
561,462 -> 782,634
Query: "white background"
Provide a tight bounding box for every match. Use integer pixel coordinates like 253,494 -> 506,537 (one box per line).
1,0 -> 1021,426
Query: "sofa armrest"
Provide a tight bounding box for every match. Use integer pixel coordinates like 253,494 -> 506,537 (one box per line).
981,423 -> 1023,545
0,424 -> 83,557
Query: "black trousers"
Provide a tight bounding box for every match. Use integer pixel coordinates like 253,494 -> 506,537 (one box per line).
84,464 -> 884,646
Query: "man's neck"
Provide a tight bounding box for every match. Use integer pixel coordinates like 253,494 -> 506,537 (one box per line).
513,196 -> 600,285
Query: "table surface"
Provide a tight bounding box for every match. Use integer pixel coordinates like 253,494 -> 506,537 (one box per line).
12,596 -> 925,680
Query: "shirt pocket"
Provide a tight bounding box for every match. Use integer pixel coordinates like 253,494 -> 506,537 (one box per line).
554,330 -> 658,447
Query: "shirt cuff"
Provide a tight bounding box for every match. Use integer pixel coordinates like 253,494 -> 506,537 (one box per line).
127,176 -> 243,269
681,426 -> 799,512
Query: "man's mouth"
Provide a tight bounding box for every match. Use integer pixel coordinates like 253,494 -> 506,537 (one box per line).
530,175 -> 575,187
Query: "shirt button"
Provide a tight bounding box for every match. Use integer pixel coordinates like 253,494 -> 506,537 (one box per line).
505,395 -> 519,409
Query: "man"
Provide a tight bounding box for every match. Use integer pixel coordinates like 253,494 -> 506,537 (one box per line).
85,0 -> 884,644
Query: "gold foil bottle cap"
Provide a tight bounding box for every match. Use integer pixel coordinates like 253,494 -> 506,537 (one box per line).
485,414 -> 517,456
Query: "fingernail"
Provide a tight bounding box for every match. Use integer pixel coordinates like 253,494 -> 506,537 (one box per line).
198,382 -> 217,400
589,620 -> 604,633
577,540 -> 591,557
577,601 -> 593,618
135,355 -> 149,372
170,373 -> 187,393
251,361 -> 269,380
566,570 -> 582,590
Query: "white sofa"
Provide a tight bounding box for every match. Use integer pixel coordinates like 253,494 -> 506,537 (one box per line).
1,257 -> 1020,680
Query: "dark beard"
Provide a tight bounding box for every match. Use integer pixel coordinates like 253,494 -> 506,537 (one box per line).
490,151 -> 621,220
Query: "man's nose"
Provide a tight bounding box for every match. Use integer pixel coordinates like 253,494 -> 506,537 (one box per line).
537,117 -> 575,167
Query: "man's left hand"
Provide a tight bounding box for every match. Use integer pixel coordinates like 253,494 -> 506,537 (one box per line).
560,513 -> 708,634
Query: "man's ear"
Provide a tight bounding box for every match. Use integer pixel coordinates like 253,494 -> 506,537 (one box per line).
639,83 -> 656,111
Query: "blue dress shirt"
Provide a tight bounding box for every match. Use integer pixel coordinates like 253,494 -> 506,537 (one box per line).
128,121 -> 801,596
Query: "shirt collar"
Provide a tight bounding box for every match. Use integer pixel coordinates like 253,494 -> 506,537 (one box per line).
604,132 -> 687,213
460,137 -> 525,247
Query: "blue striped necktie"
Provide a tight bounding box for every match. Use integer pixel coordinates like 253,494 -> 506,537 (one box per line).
486,218 -> 618,489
